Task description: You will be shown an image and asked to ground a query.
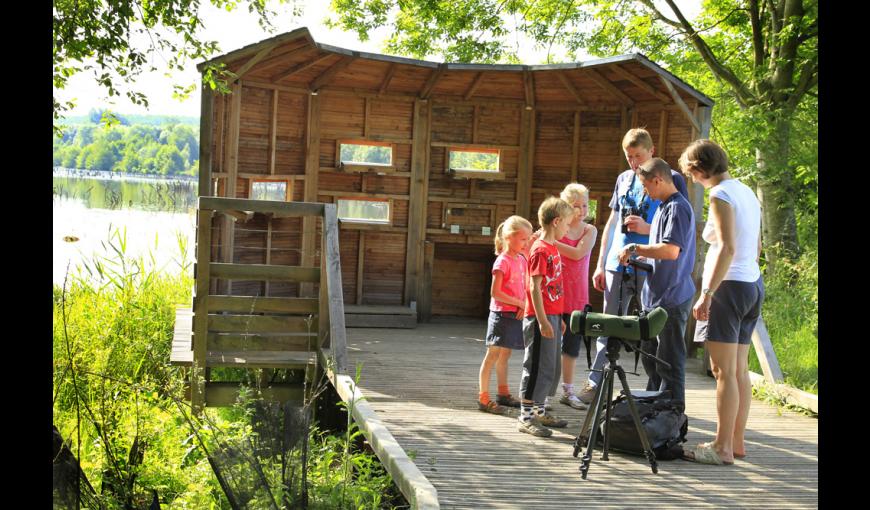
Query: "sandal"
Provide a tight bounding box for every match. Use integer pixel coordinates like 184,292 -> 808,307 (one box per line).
682,443 -> 733,465
478,400 -> 508,415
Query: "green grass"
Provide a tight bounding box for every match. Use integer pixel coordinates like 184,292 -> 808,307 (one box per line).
53,229 -> 404,508
750,247 -> 818,395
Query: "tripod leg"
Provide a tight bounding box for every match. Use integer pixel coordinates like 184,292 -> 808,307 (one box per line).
579,367 -> 610,479
601,363 -> 617,461
573,373 -> 603,456
614,366 -> 659,474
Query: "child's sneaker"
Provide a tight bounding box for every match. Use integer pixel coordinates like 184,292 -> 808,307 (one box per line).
535,413 -> 568,428
518,419 -> 553,437
496,393 -> 521,408
577,383 -> 597,405
478,400 -> 508,415
560,392 -> 588,410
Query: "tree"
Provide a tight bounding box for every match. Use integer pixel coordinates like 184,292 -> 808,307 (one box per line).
52,1 -> 300,134
329,0 -> 818,265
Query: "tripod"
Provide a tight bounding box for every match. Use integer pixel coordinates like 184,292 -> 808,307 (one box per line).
571,260 -> 671,479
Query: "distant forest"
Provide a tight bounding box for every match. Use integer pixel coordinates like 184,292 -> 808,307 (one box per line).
53,109 -> 200,176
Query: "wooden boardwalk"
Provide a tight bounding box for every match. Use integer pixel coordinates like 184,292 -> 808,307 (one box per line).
346,319 -> 818,509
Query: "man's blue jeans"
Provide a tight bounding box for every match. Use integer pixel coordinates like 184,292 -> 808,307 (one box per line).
640,297 -> 692,412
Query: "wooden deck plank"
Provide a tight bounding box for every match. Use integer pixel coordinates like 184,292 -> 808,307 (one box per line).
346,319 -> 818,509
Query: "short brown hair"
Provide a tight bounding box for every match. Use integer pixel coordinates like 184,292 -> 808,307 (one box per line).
679,139 -> 728,179
622,128 -> 654,150
537,196 -> 574,229
638,157 -> 673,183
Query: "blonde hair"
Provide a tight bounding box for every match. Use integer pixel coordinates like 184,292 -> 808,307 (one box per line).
560,183 -> 589,205
537,196 -> 574,231
678,139 -> 729,179
494,215 -> 533,254
622,128 -> 654,150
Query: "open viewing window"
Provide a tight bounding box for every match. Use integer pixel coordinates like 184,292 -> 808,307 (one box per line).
447,148 -> 504,180
250,179 -> 290,202
337,140 -> 396,173
336,198 -> 391,225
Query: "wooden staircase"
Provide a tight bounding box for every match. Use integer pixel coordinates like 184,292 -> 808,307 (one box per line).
170,197 -> 347,410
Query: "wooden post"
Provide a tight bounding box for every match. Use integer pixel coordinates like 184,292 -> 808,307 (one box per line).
198,84 -> 214,198
405,99 -> 432,308
301,93 -> 322,297
750,318 -> 784,384
357,232 -> 365,305
571,111 -> 580,183
221,82 -> 242,295
323,204 -> 348,373
658,109 -> 668,159
517,108 -> 534,219
269,89 -> 278,175
192,209 -> 214,412
419,241 -> 435,322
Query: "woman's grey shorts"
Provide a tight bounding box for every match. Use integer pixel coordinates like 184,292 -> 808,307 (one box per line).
694,276 -> 765,345
485,310 -> 525,350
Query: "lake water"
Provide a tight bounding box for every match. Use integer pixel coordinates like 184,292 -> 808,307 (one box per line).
53,170 -> 198,285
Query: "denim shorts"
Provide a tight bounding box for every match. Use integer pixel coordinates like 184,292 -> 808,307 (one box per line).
485,310 -> 525,350
694,276 -> 765,345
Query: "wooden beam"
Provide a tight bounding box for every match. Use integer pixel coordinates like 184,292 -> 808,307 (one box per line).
209,263 -> 321,282
418,241 -> 435,322
221,81 -> 242,294
249,44 -> 313,73
270,53 -> 333,83
309,56 -> 355,92
697,105 -> 713,139
571,111 -> 580,183
556,72 -> 585,106
269,89 -> 278,175
517,108 -> 534,219
199,197 -> 325,217
364,97 -> 370,139
233,43 -> 280,80
208,295 -> 319,314
464,72 -> 486,101
658,109 -> 668,157
191,209 -> 214,412
750,318 -> 784,384
301,93 -> 322,297
198,83 -> 214,198
472,105 -> 479,144
322,204 -> 348,373
658,75 -> 702,133
609,64 -> 673,103
357,232 -> 365,305
585,68 -> 635,108
419,65 -> 445,99
523,70 -> 535,109
405,99 -> 432,308
378,63 -> 397,96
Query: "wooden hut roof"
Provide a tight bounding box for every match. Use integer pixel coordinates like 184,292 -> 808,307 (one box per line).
198,26 -> 713,108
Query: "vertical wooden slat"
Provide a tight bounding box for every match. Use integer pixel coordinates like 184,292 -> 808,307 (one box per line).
617,107 -> 628,173
302,93 -> 322,297
192,209 -> 214,412
221,82 -> 242,295
357,232 -> 365,305
264,217 -> 272,296
571,111 -> 580,183
517,108 -> 534,219
198,84 -> 214,197
364,97 -> 371,138
323,204 -> 348,373
405,99 -> 432,307
658,109 -> 668,158
472,105 -> 479,144
419,241 -> 435,322
269,89 -> 278,175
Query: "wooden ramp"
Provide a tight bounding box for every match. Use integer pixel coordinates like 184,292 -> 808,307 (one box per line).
346,318 -> 818,509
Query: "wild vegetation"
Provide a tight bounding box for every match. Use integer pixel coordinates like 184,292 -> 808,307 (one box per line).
52,230 -> 404,508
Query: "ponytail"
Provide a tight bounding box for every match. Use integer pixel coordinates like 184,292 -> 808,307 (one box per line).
494,215 -> 533,255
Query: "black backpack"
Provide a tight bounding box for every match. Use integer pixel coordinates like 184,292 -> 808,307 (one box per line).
586,390 -> 688,461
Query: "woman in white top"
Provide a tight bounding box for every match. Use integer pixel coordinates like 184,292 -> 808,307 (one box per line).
679,140 -> 765,466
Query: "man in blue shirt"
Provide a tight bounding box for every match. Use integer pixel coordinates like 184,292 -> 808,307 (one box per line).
618,158 -> 696,412
577,129 -> 688,406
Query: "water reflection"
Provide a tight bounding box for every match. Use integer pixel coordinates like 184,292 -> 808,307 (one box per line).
53,170 -> 197,284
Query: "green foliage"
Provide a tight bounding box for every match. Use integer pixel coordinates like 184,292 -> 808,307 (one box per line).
55,121 -> 200,176
449,150 -> 499,171
54,228 -> 403,508
52,0 -> 301,133
339,142 -> 392,165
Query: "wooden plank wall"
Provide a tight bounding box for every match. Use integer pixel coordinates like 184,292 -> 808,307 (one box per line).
204,54 -> 704,316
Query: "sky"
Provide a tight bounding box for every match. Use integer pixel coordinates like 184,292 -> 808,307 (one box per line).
55,1 -> 703,118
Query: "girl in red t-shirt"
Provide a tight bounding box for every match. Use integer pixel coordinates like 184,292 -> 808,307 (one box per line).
477,215 -> 533,414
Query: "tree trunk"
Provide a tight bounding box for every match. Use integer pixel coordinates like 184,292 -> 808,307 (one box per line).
755,113 -> 800,266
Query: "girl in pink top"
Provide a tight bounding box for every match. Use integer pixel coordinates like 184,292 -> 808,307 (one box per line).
477,215 -> 533,414
554,183 -> 598,409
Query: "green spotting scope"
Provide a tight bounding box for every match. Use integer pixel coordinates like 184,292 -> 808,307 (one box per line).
569,307 -> 668,341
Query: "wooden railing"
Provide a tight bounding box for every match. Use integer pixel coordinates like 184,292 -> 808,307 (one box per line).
190,197 -> 348,410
